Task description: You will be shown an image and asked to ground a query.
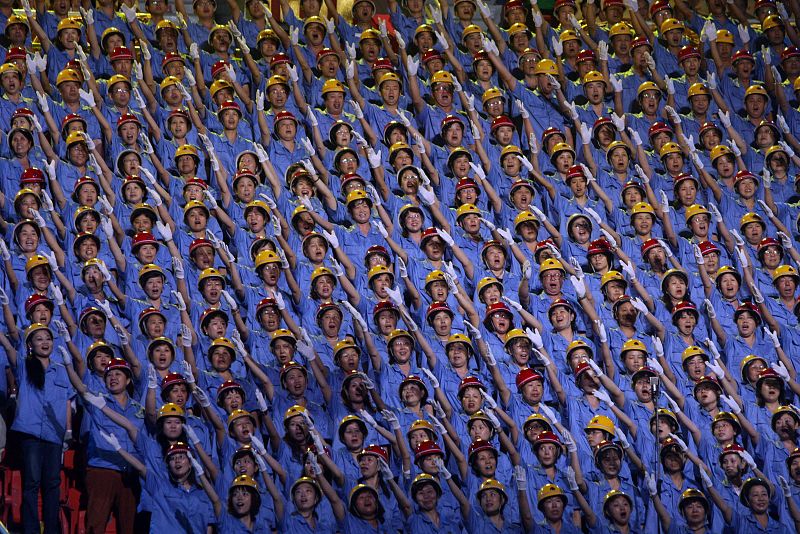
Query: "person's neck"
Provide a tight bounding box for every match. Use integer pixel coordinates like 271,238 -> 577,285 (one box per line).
224,129 -> 238,142
113,391 -> 129,406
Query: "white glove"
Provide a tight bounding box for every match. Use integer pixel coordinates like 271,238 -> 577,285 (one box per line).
187,451 -> 204,477
631,297 -> 649,315
220,289 -> 238,311
668,432 -> 688,452
665,77 -> 676,95
664,393 -> 681,413
600,229 -> 618,249
433,457 -> 451,479
570,275 -> 586,299
420,367 -> 440,389
299,137 -> 315,157
405,56 -> 419,77
762,45 -> 771,66
515,155 -> 534,173
717,110 -> 732,130
514,98 -> 529,120
720,393 -> 742,415
188,42 -> 200,61
664,105 -> 681,124
483,407 -> 502,430
550,36 -> 563,56
779,141 -> 796,159
320,229 -> 339,248
707,71 -> 717,91
566,466 -> 578,491
480,389 -> 498,410
524,328 -> 544,350
502,296 -> 524,312
435,228 -> 454,247
611,112 -> 625,132
463,320 -> 482,340
764,327 -> 780,349
647,356 -> 664,375
79,89 -> 96,108
393,30 -> 406,50
99,431 -> 121,451
643,52 -> 656,72
596,40 -> 608,62
645,471 -> 658,497
750,283 -> 764,304
778,231 -> 793,250
95,299 -> 114,319
609,74 -> 623,93
592,388 -> 613,406
757,199 -> 774,219
49,282 -> 64,306
496,227 -> 514,245
777,113 -> 791,135
83,392 -> 107,410
377,458 -> 394,481
357,409 -> 378,428
530,205 -> 547,224
738,449 -> 757,470
584,207 -> 602,225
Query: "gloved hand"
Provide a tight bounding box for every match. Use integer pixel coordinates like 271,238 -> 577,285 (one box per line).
514,465 -> 527,491
720,394 -> 742,415
420,367 -> 440,389
100,431 -> 121,451
83,391 -> 107,410
592,388 -> 612,406
668,432 -> 688,452
433,457 -> 451,479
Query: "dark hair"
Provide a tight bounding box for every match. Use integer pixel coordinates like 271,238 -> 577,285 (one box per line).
25,356 -> 46,389
227,486 -> 261,520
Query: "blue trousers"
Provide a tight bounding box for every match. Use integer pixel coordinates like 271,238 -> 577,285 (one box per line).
20,434 -> 62,534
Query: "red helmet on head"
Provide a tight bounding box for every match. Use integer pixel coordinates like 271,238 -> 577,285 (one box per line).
515,367 -> 544,391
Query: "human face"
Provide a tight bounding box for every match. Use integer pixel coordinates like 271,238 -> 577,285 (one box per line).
149,343 -> 174,370
479,489 -> 504,516
414,484 -> 438,511
735,312 -> 757,337
606,495 -> 632,525
747,485 -> 771,514
28,329 -> 53,357
460,387 -> 483,414
379,80 -> 401,106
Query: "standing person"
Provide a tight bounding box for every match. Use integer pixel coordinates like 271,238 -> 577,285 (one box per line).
9,323 -> 74,534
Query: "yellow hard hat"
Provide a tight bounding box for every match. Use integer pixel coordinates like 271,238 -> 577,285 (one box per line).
608,22 -> 634,39
158,402 -> 185,421
581,70 -> 606,86
210,78 -> 233,97
687,82 -> 711,99
430,70 -> 455,85
537,484 -> 568,510
637,81 -> 660,99
461,24 -> 483,41
762,14 -> 784,31
322,78 -> 345,95
585,415 -> 615,435
659,142 -> 682,159
514,210 -> 539,229
600,270 -> 626,289
481,86 -> 504,105
56,68 -> 81,86
456,203 -> 481,220
772,264 -> 800,284
710,144 -> 733,164
630,202 -> 656,216
57,17 -> 82,34
534,59 -> 557,75
659,18 -> 684,34
684,204 -> 711,223
255,249 -> 281,270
